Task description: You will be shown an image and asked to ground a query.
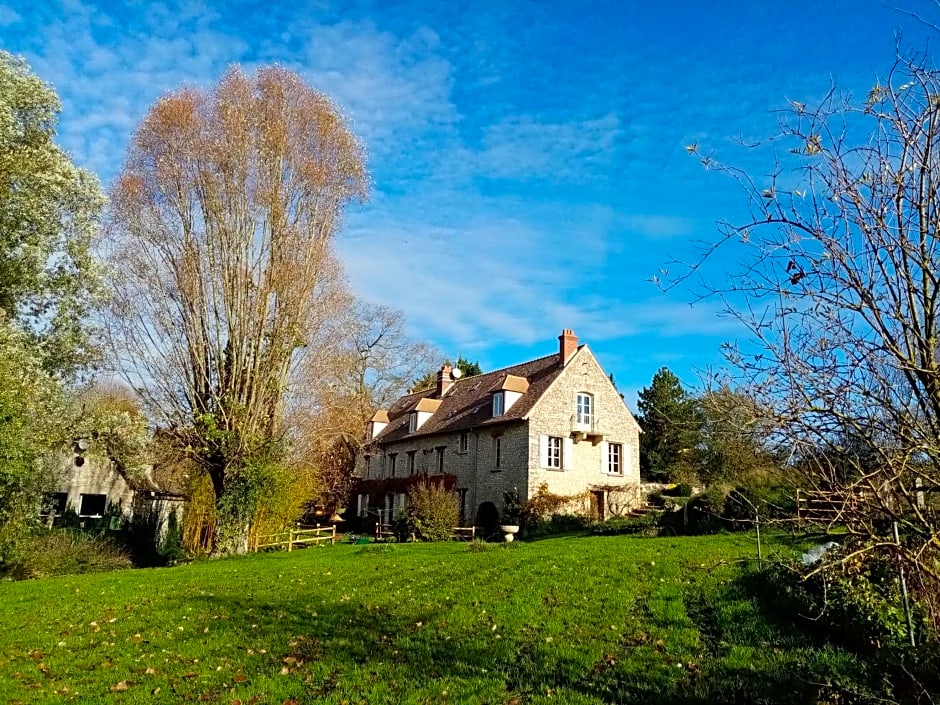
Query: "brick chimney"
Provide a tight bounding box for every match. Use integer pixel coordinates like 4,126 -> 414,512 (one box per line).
436,364 -> 455,397
558,329 -> 579,366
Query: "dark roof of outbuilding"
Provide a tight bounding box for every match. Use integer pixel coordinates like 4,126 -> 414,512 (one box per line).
370,350 -> 574,445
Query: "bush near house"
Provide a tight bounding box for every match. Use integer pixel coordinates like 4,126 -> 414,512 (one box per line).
406,481 -> 459,541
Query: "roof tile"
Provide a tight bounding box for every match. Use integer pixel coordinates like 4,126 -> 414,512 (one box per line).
371,351 -> 568,444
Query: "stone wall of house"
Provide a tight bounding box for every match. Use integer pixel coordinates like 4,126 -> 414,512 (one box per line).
525,346 -> 642,511
56,451 -> 137,518
362,420 -> 530,525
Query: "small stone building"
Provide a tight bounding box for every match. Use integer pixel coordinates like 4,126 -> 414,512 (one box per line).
44,446 -> 185,536
355,329 -> 642,533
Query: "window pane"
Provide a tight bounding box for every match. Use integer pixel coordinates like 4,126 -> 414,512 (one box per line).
79,493 -> 107,517
547,436 -> 562,468
608,443 -> 622,474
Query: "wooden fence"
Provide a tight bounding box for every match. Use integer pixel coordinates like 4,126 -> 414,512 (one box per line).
253,524 -> 336,552
795,489 -> 865,529
373,524 -> 477,541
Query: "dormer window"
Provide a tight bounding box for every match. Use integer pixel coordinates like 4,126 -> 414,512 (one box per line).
492,391 -> 505,417
410,397 -> 442,432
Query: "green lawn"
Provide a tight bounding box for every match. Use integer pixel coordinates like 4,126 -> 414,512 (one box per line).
0,533 -> 881,704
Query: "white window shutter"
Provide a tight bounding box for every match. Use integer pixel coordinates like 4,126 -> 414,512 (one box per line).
563,437 -> 574,471
539,435 -> 548,468
598,440 -> 608,473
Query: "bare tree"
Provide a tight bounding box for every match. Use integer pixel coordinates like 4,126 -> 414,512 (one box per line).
678,46 -> 940,630
104,65 -> 366,552
288,301 -> 439,511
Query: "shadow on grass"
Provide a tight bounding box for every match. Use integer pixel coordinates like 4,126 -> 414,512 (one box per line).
192,579 -> 895,705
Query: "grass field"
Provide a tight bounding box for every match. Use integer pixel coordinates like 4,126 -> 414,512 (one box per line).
0,533 -> 884,704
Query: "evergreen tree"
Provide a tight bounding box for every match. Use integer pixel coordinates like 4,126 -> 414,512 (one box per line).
636,367 -> 700,482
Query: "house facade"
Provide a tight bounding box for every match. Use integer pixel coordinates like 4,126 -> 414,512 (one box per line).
355,329 -> 642,532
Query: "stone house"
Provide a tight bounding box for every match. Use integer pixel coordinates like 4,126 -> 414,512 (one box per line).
43,443 -> 185,536
355,329 -> 642,533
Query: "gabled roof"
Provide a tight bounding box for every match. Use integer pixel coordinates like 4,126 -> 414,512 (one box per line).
370,351 -> 571,445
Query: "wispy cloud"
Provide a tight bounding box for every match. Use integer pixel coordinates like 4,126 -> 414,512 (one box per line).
475,112 -> 623,183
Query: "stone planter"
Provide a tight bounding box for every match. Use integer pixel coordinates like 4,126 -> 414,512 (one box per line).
499,524 -> 520,543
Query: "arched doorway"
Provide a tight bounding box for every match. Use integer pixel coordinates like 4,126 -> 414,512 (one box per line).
474,501 -> 500,539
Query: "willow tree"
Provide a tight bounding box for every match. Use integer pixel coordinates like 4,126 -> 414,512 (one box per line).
105,66 -> 366,552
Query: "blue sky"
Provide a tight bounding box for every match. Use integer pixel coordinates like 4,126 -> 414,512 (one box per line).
1,0 -> 934,407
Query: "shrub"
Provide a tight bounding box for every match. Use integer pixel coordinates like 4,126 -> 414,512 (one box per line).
762,551 -> 924,650
521,483 -> 571,523
502,488 -> 524,525
591,512 -> 663,537
407,482 -> 459,541
123,507 -> 163,567
526,513 -> 592,537
662,483 -> 693,498
4,529 -> 131,579
160,510 -> 186,564
391,510 -> 411,542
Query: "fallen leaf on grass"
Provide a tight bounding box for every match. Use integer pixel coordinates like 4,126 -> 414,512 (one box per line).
110,681 -> 129,692
233,675 -> 247,683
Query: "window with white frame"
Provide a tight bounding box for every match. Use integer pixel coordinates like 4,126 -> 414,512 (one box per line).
79,493 -> 107,518
607,442 -> 623,475
459,431 -> 469,453
576,393 -> 593,425
546,436 -> 562,469
387,453 -> 397,478
492,392 -> 505,417
408,412 -> 417,433
357,493 -> 368,517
